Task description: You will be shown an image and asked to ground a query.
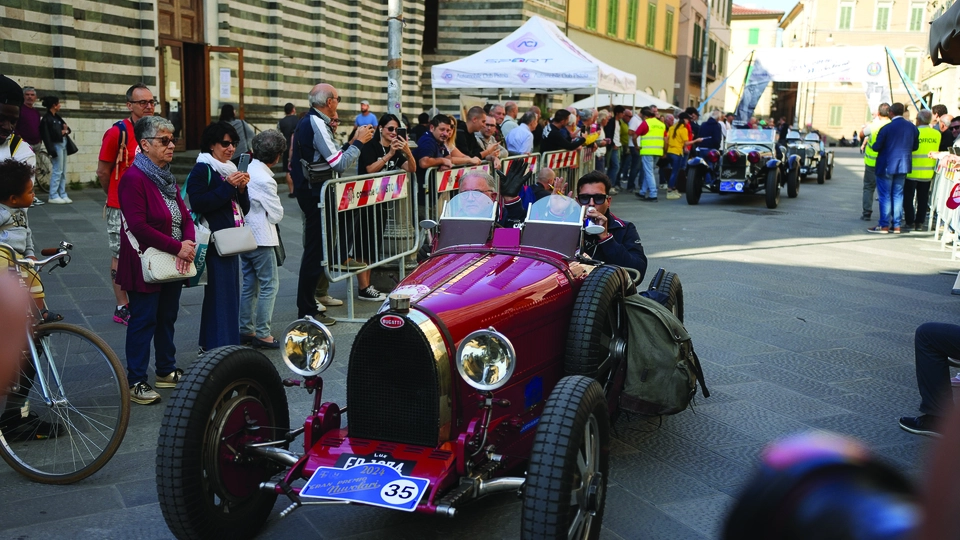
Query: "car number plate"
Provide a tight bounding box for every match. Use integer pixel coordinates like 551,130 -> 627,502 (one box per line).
301,463 -> 430,512
720,181 -> 746,193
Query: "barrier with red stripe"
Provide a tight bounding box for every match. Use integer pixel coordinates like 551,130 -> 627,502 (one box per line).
501,154 -> 539,175
543,150 -> 580,170
435,163 -> 491,193
334,172 -> 408,212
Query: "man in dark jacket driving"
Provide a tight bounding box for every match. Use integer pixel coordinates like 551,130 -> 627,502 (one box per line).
576,171 -> 648,279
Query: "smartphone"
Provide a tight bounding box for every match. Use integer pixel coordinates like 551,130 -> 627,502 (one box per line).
237,153 -> 251,172
396,127 -> 407,140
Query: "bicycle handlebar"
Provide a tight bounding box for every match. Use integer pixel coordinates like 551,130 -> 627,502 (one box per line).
0,241 -> 73,271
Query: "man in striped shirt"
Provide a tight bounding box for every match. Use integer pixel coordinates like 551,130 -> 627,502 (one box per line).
291,83 -> 374,324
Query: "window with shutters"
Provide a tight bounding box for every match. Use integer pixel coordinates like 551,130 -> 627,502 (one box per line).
904,56 -> 918,81
607,0 -> 620,35
719,47 -> 724,75
664,9 -> 674,51
909,3 -> 924,31
748,28 -> 759,45
693,22 -> 701,59
709,39 -> 716,64
646,3 -> 657,47
838,2 -> 853,30
875,2 -> 891,30
626,0 -> 640,41
586,0 -> 598,30
829,106 -> 843,127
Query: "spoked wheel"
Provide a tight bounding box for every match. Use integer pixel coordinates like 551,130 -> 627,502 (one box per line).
564,265 -> 629,417
157,346 -> 289,540
647,269 -> 684,323
765,169 -> 780,209
685,168 -> 704,205
0,323 -> 129,484
786,165 -> 800,198
522,376 -> 610,540
33,149 -> 52,194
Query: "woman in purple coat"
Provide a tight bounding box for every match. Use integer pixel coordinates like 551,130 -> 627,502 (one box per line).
116,116 -> 197,405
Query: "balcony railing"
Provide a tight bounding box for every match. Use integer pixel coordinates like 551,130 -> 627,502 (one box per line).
690,58 -> 717,82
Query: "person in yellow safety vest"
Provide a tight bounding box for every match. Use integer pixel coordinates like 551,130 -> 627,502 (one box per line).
859,103 -> 892,221
634,106 -> 666,202
903,110 -> 941,232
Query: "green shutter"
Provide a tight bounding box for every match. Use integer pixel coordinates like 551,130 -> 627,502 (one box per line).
664,9 -> 673,51
607,0 -> 620,35
646,3 -> 657,47
693,23 -> 701,59
829,105 -> 843,127
718,47 -> 724,75
626,0 -> 639,41
910,7 -> 923,31
877,6 -> 889,30
904,57 -> 917,81
839,6 -> 852,30
748,28 -> 759,45
587,0 -> 598,30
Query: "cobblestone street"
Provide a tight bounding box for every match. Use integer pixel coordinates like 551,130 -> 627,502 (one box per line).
1,147 -> 957,539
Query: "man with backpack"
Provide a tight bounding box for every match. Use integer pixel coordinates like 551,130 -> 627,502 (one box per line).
95,83 -> 156,326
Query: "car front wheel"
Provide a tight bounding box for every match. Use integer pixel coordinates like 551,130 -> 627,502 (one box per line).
157,346 -> 290,540
817,158 -> 826,184
685,167 -> 704,205
765,169 -> 780,209
522,376 -> 610,540
787,164 -> 800,198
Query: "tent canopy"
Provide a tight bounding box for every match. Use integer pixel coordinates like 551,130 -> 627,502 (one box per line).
571,90 -> 678,112
431,16 -> 637,95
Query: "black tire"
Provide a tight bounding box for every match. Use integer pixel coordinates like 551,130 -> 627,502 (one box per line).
564,265 -> 628,380
0,323 -> 129,484
157,346 -> 289,540
647,270 -> 684,323
765,169 -> 780,209
816,158 -> 826,184
521,376 -> 610,540
685,168 -> 703,205
826,162 -> 833,180
786,164 -> 799,198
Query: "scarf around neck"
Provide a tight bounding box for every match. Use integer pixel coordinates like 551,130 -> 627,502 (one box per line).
134,153 -> 178,199
196,151 -> 238,180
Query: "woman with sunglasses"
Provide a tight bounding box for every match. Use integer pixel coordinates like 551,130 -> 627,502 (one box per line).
350,113 -> 416,302
185,122 -> 251,354
116,116 -> 196,405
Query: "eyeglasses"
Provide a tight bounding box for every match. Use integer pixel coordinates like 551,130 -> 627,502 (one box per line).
485,123 -> 497,128
577,193 -> 608,205
328,96 -> 342,103
128,99 -> 158,107
218,140 -> 238,148
145,136 -> 178,146
331,119 -> 341,125
463,189 -> 494,195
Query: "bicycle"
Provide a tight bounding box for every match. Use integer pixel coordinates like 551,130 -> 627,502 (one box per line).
32,145 -> 52,194
0,241 -> 129,484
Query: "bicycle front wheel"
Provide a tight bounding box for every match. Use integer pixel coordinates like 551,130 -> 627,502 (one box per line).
0,323 -> 130,484
33,150 -> 52,194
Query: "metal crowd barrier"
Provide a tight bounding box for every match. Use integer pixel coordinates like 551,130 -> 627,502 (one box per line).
541,149 -> 584,191
319,169 -> 419,322
501,153 -> 540,188
422,163 -> 492,222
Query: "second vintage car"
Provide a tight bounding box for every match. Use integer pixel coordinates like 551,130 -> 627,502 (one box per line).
686,128 -> 800,208
783,129 -> 834,184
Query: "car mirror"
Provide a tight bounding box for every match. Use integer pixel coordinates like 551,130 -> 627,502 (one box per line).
420,219 -> 438,231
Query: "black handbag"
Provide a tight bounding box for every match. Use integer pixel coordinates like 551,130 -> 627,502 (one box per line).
274,224 -> 286,266
65,135 -> 79,156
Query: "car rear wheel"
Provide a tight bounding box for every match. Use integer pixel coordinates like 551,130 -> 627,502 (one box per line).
765,169 -> 780,209
817,158 -> 826,184
521,376 -> 609,540
786,164 -> 800,198
157,346 -> 289,540
647,270 -> 684,323
685,168 -> 703,205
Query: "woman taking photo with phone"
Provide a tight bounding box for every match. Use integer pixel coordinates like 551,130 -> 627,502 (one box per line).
185,122 -> 250,354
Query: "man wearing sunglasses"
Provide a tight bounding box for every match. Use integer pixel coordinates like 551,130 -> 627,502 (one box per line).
577,171 -> 648,279
96,82 -> 156,326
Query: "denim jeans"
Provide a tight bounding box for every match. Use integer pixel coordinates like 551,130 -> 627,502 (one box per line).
49,140 -> 68,200
876,172 -> 906,228
606,146 -> 621,186
625,147 -> 640,189
126,282 -> 182,386
639,155 -> 657,198
240,246 -> 280,339
861,165 -> 876,217
667,153 -> 685,189
914,323 -> 960,417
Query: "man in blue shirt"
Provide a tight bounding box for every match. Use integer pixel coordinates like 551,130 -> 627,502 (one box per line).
505,111 -> 536,155
354,100 -> 377,128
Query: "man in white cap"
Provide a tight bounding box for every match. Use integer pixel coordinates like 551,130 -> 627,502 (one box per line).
355,99 -> 377,128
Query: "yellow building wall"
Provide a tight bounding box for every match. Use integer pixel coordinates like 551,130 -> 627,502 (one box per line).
568,0 -> 680,53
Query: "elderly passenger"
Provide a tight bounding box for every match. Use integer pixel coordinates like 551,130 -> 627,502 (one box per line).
239,130 -> 285,349
186,122 -> 251,354
116,116 -> 196,405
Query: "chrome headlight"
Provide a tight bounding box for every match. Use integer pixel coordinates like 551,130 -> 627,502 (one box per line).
455,328 -> 516,391
281,317 -> 335,376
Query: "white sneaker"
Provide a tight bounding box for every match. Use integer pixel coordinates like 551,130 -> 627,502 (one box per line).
62,196 -> 73,204
48,197 -> 66,204
130,382 -> 161,405
317,295 -> 344,306
316,302 -> 327,312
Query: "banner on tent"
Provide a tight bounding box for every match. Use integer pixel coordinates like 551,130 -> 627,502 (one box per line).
735,46 -> 889,123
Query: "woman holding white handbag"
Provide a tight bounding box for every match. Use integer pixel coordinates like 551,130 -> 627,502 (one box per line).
116,116 -> 196,405
186,122 -> 251,354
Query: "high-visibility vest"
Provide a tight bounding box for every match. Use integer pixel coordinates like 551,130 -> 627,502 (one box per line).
639,118 -> 666,157
864,117 -> 891,167
907,125 -> 941,181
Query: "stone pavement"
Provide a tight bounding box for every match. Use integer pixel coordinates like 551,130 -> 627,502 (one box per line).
1,147 -> 958,539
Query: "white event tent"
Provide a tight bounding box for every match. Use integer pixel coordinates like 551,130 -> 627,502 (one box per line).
570,90 -> 678,112
430,16 -> 637,108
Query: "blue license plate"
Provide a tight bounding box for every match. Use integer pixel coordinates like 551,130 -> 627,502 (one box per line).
301,463 -> 430,511
720,181 -> 746,193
